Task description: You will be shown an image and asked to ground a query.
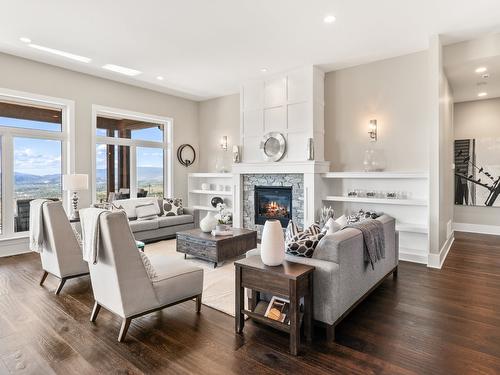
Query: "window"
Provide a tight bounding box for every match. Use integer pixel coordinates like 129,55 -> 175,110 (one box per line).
0,91 -> 72,239
93,107 -> 171,202
13,138 -> 62,232
137,147 -> 164,198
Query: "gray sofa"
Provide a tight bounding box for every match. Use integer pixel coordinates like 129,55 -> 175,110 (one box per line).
112,197 -> 200,243
247,214 -> 398,340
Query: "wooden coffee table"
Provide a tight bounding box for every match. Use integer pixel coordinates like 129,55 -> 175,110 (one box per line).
234,256 -> 315,355
176,228 -> 257,268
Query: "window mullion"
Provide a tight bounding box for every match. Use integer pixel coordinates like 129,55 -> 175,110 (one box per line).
2,135 -> 14,236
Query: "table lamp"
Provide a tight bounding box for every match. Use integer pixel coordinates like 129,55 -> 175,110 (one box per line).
63,174 -> 89,219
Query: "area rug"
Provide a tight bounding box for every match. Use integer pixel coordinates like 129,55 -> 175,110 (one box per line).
145,239 -> 250,317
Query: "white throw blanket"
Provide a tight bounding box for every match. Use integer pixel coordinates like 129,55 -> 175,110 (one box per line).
80,207 -> 108,264
29,199 -> 50,253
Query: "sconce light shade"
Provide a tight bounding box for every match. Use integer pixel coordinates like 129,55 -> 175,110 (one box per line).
368,119 -> 377,142
220,135 -> 228,151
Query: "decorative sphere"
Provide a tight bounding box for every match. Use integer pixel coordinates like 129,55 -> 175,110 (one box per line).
211,196 -> 224,208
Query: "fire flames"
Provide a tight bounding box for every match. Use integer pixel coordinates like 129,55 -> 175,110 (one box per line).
263,201 -> 289,218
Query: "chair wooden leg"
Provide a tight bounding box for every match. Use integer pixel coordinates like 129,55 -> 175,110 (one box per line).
90,302 -> 101,322
55,278 -> 67,295
196,294 -> 202,313
326,324 -> 335,342
118,318 -> 132,342
39,271 -> 49,286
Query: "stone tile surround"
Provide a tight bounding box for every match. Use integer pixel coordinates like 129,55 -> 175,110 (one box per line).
242,174 -> 304,237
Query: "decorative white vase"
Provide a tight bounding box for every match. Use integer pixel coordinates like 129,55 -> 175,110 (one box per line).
260,220 -> 285,266
200,212 -> 217,233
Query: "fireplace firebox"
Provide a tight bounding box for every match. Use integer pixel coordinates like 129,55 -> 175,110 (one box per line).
254,186 -> 292,227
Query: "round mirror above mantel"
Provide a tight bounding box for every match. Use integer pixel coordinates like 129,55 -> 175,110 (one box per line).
260,132 -> 286,162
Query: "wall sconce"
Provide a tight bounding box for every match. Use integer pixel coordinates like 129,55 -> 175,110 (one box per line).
368,119 -> 377,142
220,135 -> 228,151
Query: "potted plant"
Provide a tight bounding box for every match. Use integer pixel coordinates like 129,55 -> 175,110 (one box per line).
215,203 -> 232,231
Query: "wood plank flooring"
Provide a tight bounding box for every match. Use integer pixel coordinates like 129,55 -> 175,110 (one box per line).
1,231 -> 499,374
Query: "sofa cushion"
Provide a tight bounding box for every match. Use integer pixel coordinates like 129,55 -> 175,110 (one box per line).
129,219 -> 159,232
322,218 -> 341,235
136,203 -> 159,221
157,214 -> 194,228
113,198 -> 160,219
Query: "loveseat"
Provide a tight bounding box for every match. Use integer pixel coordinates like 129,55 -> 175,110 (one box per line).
247,214 -> 398,340
112,197 -> 200,243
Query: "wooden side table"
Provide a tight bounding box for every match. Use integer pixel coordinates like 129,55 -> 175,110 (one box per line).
234,256 -> 314,356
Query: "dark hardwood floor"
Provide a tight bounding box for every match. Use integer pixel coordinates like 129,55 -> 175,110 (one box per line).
1,231 -> 500,374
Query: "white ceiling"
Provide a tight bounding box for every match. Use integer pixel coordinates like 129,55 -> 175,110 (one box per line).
2,0 -> 500,101
446,55 -> 500,103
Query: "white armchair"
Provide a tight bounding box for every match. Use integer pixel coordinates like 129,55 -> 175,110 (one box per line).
87,211 -> 204,342
38,201 -> 89,294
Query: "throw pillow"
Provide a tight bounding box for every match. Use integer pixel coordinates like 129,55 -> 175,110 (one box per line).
285,220 -> 300,242
346,210 -> 382,224
285,223 -> 324,258
322,217 -> 342,235
136,203 -> 159,221
138,252 -> 157,280
163,198 -> 183,216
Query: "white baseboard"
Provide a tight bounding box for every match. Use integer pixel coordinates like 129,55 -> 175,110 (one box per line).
399,248 -> 428,264
453,222 -> 500,236
428,232 -> 454,269
0,237 -> 30,257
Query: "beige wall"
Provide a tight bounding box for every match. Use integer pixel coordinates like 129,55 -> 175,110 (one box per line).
198,94 -> 240,172
454,97 -> 500,226
324,51 -> 430,171
0,52 -> 199,207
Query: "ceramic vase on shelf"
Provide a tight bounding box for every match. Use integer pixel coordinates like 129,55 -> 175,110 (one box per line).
260,220 -> 285,266
200,211 -> 217,233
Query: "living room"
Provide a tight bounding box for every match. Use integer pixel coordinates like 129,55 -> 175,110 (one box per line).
1,1 -> 500,374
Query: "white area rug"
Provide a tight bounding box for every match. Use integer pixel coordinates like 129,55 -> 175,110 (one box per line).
145,239 -> 250,317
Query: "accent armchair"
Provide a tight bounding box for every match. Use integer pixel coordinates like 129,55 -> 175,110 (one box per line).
87,211 -> 204,342
38,201 -> 89,294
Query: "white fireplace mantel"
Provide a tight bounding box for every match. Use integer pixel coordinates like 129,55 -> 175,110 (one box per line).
231,161 -> 330,175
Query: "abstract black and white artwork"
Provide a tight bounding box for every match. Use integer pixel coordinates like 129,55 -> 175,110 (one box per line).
454,138 -> 500,206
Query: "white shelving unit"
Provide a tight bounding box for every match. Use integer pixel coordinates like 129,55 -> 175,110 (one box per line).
187,173 -> 234,214
324,196 -> 427,206
322,171 -> 429,264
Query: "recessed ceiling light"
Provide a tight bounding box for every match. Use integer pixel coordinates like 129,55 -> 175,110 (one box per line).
475,67 -> 487,73
323,15 -> 336,24
156,76 -> 164,81
19,37 -> 31,43
478,92 -> 488,97
260,68 -> 268,73
102,64 -> 141,76
28,44 -> 91,63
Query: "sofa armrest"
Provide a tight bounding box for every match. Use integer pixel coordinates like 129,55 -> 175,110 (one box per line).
183,207 -> 200,227
312,228 -> 363,264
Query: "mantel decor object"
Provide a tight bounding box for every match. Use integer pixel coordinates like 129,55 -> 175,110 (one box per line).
260,132 -> 286,162
177,144 -> 196,167
260,219 -> 285,266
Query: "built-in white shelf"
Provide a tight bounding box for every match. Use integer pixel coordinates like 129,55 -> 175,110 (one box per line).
191,205 -> 218,212
188,173 -> 234,214
324,196 -> 427,206
396,223 -> 428,234
322,172 -> 428,179
188,173 -> 233,178
189,189 -> 232,196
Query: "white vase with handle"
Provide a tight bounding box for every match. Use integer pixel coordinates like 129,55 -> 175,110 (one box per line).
260,220 -> 285,266
200,211 -> 217,233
